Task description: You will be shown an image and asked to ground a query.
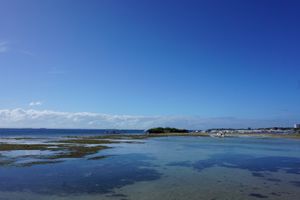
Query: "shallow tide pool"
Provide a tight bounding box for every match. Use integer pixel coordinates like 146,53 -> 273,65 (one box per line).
0,136 -> 300,200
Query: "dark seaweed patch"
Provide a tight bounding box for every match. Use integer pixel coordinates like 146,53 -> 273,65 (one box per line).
249,193 -> 268,198
290,181 -> 300,187
0,158 -> 14,166
18,160 -> 63,167
266,178 -> 281,182
166,161 -> 192,167
252,172 -> 265,177
87,155 -> 111,160
270,192 -> 281,196
106,192 -> 127,198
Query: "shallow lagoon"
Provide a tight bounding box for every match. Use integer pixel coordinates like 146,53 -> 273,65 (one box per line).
0,136 -> 300,200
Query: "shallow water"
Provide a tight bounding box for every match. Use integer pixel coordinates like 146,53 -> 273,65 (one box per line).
0,136 -> 300,200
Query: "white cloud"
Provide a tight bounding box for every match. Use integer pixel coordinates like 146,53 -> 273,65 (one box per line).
29,101 -> 42,106
0,41 -> 8,53
0,108 -> 296,129
19,50 -> 35,56
0,41 -> 35,56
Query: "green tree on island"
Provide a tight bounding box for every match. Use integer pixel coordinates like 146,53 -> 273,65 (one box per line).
146,127 -> 189,134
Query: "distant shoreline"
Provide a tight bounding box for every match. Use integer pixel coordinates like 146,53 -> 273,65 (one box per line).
145,132 -> 300,139
0,127 -> 299,139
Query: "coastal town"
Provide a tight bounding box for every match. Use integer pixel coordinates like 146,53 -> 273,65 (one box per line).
145,124 -> 300,138
195,124 -> 300,137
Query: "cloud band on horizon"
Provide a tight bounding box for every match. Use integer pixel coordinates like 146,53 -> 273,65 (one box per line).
0,108 -> 296,130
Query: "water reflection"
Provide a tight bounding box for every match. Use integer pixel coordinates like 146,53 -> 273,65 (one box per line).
191,154 -> 300,174
0,153 -> 161,195
0,136 -> 300,200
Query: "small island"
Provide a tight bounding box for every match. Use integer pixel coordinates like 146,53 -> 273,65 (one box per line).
146,127 -> 189,134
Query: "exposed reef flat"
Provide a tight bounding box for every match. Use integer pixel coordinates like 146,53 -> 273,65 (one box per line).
0,133 -> 208,167
1,132 -> 299,167
0,138 -> 115,167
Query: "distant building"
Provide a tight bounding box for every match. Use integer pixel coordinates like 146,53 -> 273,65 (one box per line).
294,124 -> 300,129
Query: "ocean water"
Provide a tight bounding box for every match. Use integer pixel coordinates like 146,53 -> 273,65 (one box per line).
0,136 -> 300,200
0,128 -> 144,137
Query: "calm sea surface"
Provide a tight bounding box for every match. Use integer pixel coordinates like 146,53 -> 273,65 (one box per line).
0,134 -> 300,200
0,128 -> 143,137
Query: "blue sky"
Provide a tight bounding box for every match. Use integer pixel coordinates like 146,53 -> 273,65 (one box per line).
0,0 -> 300,129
